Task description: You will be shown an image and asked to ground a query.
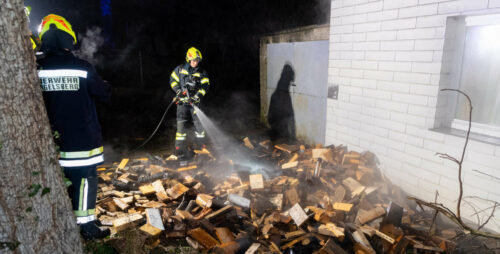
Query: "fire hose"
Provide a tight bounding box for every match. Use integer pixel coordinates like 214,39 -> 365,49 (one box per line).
131,96 -> 178,152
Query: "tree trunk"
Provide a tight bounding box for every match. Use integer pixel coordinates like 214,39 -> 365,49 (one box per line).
0,1 -> 83,253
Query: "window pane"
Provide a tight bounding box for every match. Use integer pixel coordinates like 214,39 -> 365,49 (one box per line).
456,25 -> 500,127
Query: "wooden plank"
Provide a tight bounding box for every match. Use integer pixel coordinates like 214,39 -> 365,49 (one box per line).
357,207 -> 386,225
288,203 -> 308,226
244,243 -> 261,254
188,227 -> 220,249
249,174 -> 264,190
333,202 -> 353,212
152,180 -> 168,201
117,158 -> 129,169
205,205 -> 233,220
177,165 -> 197,172
146,208 -> 164,230
274,144 -> 298,153
284,230 -> 306,240
166,183 -> 189,199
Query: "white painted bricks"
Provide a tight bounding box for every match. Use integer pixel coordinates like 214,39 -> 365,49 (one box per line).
328,0 -> 500,231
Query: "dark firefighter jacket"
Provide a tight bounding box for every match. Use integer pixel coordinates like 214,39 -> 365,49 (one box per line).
169,63 -> 210,99
37,50 -> 111,167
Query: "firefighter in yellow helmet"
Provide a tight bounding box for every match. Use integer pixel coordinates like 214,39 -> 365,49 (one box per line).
37,14 -> 111,240
169,47 -> 210,159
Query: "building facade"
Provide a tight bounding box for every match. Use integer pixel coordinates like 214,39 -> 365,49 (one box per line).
327,0 -> 500,231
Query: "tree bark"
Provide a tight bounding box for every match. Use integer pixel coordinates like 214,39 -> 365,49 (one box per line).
0,1 -> 83,253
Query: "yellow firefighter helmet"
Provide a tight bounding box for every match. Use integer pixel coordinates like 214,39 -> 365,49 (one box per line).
39,14 -> 77,44
186,47 -> 202,62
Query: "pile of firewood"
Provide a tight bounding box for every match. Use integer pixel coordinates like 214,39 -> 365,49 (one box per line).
94,137 -> 460,253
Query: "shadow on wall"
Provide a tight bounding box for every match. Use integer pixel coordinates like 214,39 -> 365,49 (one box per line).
268,63 -> 296,143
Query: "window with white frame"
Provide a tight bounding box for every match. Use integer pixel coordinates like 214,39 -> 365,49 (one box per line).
441,14 -> 500,139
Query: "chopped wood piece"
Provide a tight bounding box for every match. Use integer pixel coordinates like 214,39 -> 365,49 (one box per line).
342,177 -> 366,197
166,183 -> 189,199
318,223 -> 345,238
117,158 -> 129,169
176,209 -> 194,220
215,227 -> 235,244
288,203 -> 308,226
243,137 -> 255,149
332,185 -> 346,203
146,208 -> 164,230
152,180 -> 168,201
282,161 -> 299,169
99,173 -> 111,182
111,213 -> 143,234
244,243 -> 261,254
205,205 -> 232,220
357,207 -> 386,225
288,153 -> 299,163
196,194 -> 214,208
285,188 -> 300,205
259,140 -> 271,149
269,194 -> 283,210
275,144 -> 299,153
139,184 -> 155,195
141,201 -> 166,208
285,230 -> 306,240
374,230 -> 394,244
249,174 -> 264,190
140,223 -> 162,237
351,230 -> 376,254
333,202 -> 353,212
117,173 -> 132,183
188,227 -> 220,249
194,148 -> 211,154
177,165 -> 197,172
281,234 -> 310,250
113,197 -> 130,210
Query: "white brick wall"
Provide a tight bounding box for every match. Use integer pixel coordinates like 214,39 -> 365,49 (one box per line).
328,0 -> 500,231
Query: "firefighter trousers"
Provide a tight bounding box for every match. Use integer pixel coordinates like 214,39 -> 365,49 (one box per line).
63,165 -> 98,224
175,104 -> 206,151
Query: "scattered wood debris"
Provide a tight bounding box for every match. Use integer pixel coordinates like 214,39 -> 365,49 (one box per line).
94,139 -> 471,253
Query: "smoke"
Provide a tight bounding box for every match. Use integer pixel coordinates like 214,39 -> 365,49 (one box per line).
314,0 -> 331,24
74,27 -> 105,65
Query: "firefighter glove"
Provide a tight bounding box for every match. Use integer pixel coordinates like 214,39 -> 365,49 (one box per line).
190,95 -> 200,105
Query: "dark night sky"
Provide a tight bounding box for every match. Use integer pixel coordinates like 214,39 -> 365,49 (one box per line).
25,0 -> 330,150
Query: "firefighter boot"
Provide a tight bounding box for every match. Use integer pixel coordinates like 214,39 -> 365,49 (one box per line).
80,220 -> 110,240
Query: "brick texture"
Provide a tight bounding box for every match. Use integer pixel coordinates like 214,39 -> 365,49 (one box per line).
328,0 -> 500,231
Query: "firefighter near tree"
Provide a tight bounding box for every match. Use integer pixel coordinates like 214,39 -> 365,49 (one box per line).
169,47 -> 210,159
37,14 -> 111,240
